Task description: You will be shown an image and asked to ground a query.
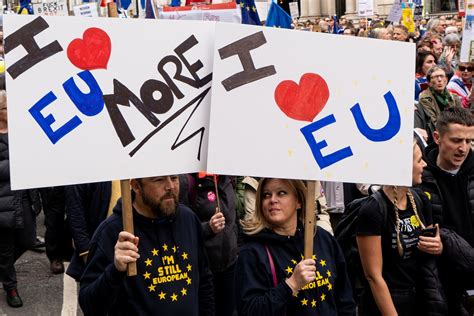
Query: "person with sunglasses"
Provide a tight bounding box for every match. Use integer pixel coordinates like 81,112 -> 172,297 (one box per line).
447,62 -> 473,108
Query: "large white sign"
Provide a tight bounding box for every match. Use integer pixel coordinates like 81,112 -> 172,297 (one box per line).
4,15 -> 214,189
207,23 -> 415,186
358,0 -> 374,17
5,16 -> 415,189
461,0 -> 474,62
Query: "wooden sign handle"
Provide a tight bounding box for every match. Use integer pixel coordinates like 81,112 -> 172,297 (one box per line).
120,179 -> 137,277
304,180 -> 317,259
107,2 -> 118,17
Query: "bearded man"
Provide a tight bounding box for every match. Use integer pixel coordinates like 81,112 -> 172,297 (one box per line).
79,176 -> 214,315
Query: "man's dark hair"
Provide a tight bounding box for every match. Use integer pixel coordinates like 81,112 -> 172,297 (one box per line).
436,107 -> 474,136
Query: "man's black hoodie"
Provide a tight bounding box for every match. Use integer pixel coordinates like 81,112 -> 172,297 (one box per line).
422,142 -> 474,246
79,198 -> 214,315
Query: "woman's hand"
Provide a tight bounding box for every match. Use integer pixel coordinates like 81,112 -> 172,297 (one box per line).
418,224 -> 443,255
444,47 -> 456,70
209,210 -> 225,234
285,259 -> 316,292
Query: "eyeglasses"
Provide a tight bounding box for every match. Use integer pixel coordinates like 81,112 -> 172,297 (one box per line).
459,66 -> 474,72
431,74 -> 446,80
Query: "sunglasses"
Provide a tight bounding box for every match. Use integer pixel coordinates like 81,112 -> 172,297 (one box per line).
459,66 -> 474,72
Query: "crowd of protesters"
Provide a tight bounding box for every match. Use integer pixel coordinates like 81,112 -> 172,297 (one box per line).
0,9 -> 474,316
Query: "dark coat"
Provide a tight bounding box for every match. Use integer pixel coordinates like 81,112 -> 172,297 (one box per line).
79,199 -> 215,316
65,182 -> 111,281
0,133 -> 29,229
418,143 -> 474,314
236,225 -> 356,316
183,174 -> 238,273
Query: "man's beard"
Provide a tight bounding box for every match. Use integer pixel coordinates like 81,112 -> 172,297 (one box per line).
142,192 -> 178,217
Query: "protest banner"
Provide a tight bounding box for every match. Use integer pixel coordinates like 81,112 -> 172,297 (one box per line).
5,16 -> 415,191
4,15 -> 215,189
159,2 -> 241,22
461,0 -> 474,62
357,0 -> 374,17
401,2 -> 415,33
73,3 -> 99,17
387,1 -> 402,24
32,0 -> 69,16
207,23 -> 415,186
414,5 -> 423,21
289,2 -> 299,19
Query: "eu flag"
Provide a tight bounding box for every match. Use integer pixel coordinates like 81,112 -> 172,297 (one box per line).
265,1 -> 292,29
237,0 -> 261,25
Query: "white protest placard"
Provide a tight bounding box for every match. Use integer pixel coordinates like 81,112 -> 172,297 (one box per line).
255,1 -> 269,22
73,3 -> 99,17
4,15 -> 215,189
159,2 -> 241,22
387,1 -> 402,23
358,0 -> 374,17
32,0 -> 69,16
289,2 -> 299,19
208,23 -> 415,186
461,0 -> 474,62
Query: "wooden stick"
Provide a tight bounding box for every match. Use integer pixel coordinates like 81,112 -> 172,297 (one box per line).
304,180 -> 316,259
120,179 -> 137,277
213,174 -> 221,213
107,2 -> 118,17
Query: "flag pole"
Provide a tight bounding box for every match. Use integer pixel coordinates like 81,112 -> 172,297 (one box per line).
304,180 -> 316,259
120,179 -> 137,276
109,6 -> 136,277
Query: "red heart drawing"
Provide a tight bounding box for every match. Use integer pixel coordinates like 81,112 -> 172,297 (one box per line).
274,73 -> 330,122
67,28 -> 111,70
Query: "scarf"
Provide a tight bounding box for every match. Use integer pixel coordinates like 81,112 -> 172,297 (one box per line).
430,87 -> 451,111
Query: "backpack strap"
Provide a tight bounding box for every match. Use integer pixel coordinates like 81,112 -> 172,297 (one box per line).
371,190 -> 389,225
265,245 -> 278,287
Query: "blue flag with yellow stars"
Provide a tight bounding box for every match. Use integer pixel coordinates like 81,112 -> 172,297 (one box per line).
18,0 -> 33,14
237,0 -> 261,25
265,1 -> 292,29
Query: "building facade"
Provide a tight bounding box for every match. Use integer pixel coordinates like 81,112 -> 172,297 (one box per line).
295,0 -> 458,18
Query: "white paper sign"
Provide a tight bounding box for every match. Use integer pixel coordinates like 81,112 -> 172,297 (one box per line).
208,23 -> 415,186
255,2 -> 269,21
159,4 -> 241,23
73,3 -> 99,17
387,2 -> 402,23
289,2 -> 299,19
358,0 -> 374,17
4,15 -> 215,189
32,0 -> 69,16
461,0 -> 474,62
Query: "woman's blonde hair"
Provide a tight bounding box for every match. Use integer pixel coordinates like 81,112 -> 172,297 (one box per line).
240,178 -> 307,235
392,139 -> 427,256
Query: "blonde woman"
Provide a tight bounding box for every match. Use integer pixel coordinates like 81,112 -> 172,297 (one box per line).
356,141 -> 447,315
235,178 -> 355,316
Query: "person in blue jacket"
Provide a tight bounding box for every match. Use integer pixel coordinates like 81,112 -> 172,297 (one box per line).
236,178 -> 355,315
